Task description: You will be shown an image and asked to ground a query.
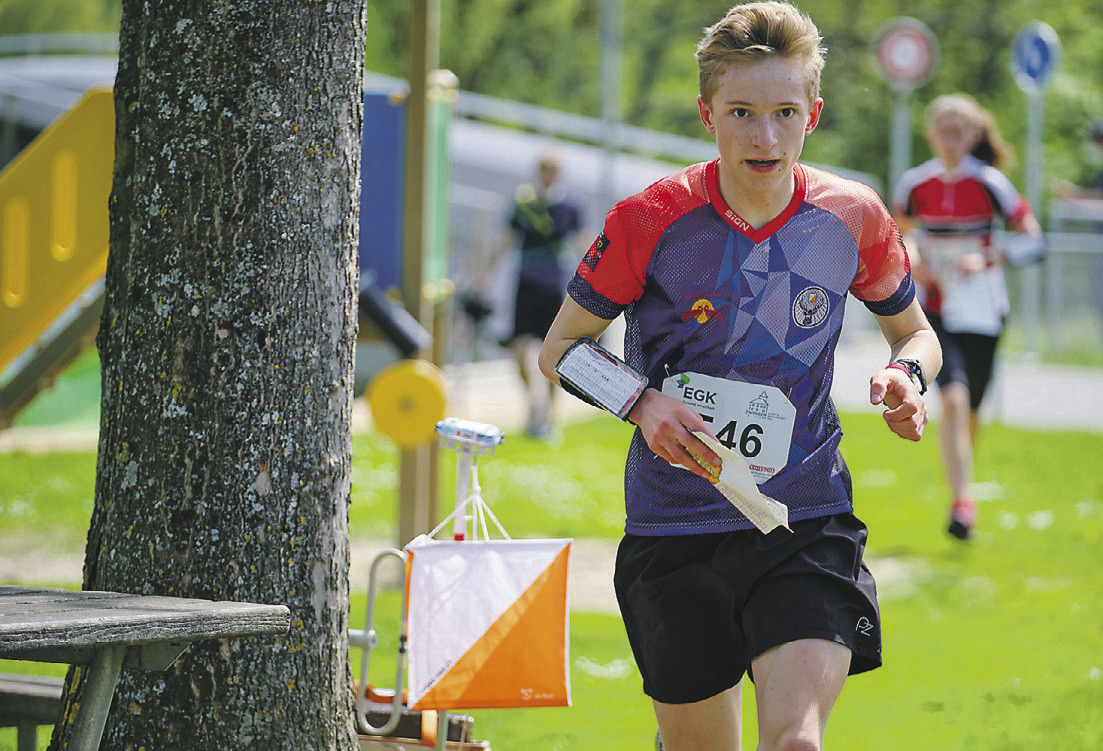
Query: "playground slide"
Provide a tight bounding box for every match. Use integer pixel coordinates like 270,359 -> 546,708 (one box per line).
0,85 -> 430,429
0,89 -> 113,428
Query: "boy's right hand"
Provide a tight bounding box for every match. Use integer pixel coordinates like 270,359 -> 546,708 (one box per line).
628,389 -> 722,481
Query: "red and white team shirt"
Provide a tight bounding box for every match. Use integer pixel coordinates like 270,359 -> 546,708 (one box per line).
892,153 -> 1034,323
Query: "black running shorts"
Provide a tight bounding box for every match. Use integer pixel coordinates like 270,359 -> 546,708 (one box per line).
613,513 -> 882,705
511,261 -> 566,340
928,312 -> 1001,410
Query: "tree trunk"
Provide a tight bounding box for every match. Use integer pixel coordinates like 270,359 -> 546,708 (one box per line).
50,0 -> 366,748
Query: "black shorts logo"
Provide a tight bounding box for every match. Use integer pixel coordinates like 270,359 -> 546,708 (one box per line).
793,286 -> 829,328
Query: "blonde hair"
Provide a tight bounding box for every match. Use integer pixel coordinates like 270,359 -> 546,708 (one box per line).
696,2 -> 826,106
926,93 -> 1015,169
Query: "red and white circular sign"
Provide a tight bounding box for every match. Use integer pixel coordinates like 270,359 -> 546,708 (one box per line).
873,18 -> 938,88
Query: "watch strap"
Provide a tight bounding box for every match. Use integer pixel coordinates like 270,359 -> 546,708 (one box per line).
889,358 -> 927,395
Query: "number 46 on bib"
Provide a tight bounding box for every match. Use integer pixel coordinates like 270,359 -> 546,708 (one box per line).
662,371 -> 796,485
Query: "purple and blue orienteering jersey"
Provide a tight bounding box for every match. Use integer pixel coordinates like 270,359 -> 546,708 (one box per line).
567,160 -> 915,535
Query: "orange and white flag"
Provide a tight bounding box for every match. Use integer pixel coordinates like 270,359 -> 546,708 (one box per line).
405,537 -> 572,710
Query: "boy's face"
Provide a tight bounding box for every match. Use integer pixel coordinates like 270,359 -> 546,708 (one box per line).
698,56 -> 822,205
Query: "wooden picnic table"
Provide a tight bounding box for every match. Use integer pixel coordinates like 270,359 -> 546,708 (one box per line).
0,584 -> 291,751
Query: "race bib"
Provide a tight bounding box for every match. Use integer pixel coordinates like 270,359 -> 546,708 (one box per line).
662,372 -> 796,484
941,268 -> 1002,336
922,235 -> 986,286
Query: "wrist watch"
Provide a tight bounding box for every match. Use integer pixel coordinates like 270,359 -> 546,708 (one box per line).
890,358 -> 927,395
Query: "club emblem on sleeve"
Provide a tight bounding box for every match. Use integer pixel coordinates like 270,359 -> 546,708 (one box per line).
793,286 -> 829,328
581,232 -> 609,271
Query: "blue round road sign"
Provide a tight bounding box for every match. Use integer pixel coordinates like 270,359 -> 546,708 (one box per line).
1012,22 -> 1061,92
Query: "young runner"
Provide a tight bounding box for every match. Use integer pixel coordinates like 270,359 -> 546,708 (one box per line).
487,151 -> 584,439
538,3 -> 941,749
892,93 -> 1044,540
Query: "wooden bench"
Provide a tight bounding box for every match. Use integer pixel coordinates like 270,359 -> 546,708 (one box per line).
0,672 -> 65,751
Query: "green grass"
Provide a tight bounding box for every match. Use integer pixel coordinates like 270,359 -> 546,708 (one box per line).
351,415 -> 1103,749
2,408 -> 1102,749
350,418 -> 635,541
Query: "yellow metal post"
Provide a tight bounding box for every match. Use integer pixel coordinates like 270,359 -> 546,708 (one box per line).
398,0 -> 442,548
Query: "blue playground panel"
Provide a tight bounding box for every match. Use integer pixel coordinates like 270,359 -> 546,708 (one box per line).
359,90 -> 406,292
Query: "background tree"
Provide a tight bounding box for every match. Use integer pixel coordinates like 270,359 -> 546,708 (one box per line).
6,0 -> 1103,203
362,0 -> 1103,203
0,0 -> 118,35
49,0 -> 366,748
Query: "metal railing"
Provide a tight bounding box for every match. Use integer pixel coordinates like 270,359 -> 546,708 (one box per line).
1002,200 -> 1103,365
0,33 -> 118,57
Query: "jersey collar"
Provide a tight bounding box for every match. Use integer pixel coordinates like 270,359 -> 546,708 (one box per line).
705,159 -> 807,244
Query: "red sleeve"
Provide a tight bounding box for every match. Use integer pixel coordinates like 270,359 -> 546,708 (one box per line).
803,166 -> 914,314
576,202 -> 650,306
851,205 -> 912,306
575,163 -> 710,307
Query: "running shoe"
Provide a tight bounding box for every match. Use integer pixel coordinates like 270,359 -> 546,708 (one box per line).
947,497 -> 976,540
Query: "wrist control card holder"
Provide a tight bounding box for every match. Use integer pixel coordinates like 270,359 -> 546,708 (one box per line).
555,337 -> 648,420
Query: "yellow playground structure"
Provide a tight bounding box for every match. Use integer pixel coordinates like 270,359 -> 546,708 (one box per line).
0,88 -> 113,428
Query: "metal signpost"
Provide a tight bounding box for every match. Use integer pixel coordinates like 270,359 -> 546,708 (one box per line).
1012,22 -> 1061,213
1011,21 -> 1061,355
871,18 -> 939,194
